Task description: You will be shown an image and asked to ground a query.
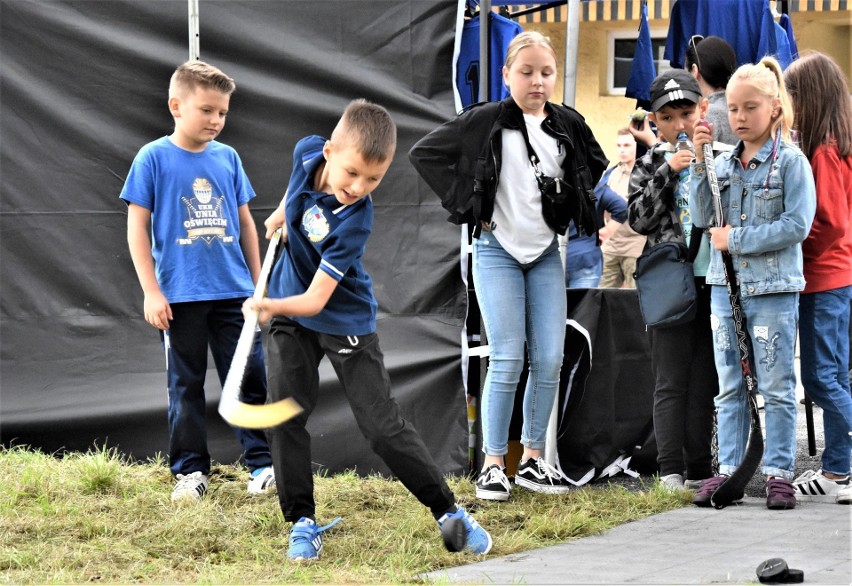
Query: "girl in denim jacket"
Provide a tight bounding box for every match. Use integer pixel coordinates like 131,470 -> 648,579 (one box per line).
690,57 -> 816,510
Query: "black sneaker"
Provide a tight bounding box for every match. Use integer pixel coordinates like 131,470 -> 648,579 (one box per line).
476,464 -> 511,501
515,457 -> 572,494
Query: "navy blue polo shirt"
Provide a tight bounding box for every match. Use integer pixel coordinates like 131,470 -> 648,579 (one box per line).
267,135 -> 377,336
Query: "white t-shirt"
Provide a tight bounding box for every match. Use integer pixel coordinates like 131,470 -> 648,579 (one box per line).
491,114 -> 564,263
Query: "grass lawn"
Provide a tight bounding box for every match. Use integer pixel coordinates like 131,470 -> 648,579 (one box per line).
0,445 -> 689,584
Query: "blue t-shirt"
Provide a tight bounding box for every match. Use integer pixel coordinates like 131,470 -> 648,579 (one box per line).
119,137 -> 255,303
267,135 -> 377,336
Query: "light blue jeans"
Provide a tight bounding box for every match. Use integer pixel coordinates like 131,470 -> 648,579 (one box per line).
565,257 -> 603,289
710,288 -> 799,480
473,230 -> 566,455
799,286 -> 852,476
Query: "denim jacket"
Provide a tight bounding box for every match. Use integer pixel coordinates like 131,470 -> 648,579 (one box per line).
689,137 -> 816,297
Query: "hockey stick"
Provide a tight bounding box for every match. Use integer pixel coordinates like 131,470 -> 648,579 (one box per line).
218,228 -> 302,429
699,123 -> 763,508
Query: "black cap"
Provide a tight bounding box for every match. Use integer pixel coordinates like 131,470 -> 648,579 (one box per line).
649,69 -> 702,112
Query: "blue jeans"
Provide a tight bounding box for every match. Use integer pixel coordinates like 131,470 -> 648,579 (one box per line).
799,286 -> 852,476
566,257 -> 602,289
163,299 -> 272,476
710,288 -> 799,480
473,231 -> 566,455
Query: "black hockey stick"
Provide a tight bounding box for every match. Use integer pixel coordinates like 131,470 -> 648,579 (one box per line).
699,124 -> 763,508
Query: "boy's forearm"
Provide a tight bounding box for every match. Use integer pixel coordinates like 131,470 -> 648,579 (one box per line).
129,243 -> 161,295
238,207 -> 262,283
126,210 -> 161,296
240,234 -> 262,284
257,270 -> 337,319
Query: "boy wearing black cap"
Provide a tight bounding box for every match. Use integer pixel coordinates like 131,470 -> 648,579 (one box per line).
626,69 -> 719,492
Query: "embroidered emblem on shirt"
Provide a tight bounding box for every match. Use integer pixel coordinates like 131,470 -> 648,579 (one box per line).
303,204 -> 330,242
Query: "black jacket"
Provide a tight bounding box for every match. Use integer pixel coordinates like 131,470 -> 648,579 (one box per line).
409,97 -> 609,238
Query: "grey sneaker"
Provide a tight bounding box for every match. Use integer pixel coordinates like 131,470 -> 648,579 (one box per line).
684,478 -> 705,490
171,471 -> 208,502
660,473 -> 685,489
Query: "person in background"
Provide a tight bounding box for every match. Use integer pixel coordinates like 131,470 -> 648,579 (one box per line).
784,52 -> 852,506
628,70 -> 717,491
685,35 -> 738,147
691,57 -> 816,510
565,130 -> 630,289
600,129 -> 645,288
410,31 -> 607,501
120,60 -> 275,502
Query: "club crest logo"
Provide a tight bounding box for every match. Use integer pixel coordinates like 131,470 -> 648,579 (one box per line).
303,205 -> 330,242
179,178 -> 230,245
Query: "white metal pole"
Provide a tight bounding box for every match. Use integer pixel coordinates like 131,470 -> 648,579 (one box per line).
188,0 -> 200,60
562,0 -> 580,107
479,0 -> 490,102
546,0 -> 581,472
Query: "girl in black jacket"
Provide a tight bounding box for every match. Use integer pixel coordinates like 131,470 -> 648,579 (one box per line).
410,31 -> 607,501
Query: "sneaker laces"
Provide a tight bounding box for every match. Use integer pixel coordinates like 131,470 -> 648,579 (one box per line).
479,466 -> 510,490
793,469 -> 819,484
530,457 -> 568,484
174,472 -> 204,491
290,517 -> 343,544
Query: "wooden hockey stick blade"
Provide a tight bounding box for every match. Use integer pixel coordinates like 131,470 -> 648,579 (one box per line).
218,229 -> 294,429
219,396 -> 303,429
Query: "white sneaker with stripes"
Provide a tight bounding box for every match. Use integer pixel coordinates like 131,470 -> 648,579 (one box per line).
247,466 -> 276,495
171,471 -> 208,502
792,469 -> 850,503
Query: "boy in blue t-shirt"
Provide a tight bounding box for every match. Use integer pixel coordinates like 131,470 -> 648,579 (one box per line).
246,99 -> 492,560
120,60 -> 274,502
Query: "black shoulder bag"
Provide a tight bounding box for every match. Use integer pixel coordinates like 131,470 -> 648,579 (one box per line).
633,227 -> 704,329
517,120 -> 594,237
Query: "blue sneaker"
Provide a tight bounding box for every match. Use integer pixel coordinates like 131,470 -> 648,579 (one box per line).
287,517 -> 342,561
437,506 -> 492,555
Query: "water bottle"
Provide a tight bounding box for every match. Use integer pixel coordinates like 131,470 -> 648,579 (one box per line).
676,132 -> 695,156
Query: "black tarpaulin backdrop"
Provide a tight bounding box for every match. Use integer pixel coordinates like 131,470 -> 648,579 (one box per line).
0,0 -> 471,475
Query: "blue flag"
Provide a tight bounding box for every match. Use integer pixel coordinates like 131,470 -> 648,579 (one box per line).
625,2 -> 655,105
665,0 -> 791,69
